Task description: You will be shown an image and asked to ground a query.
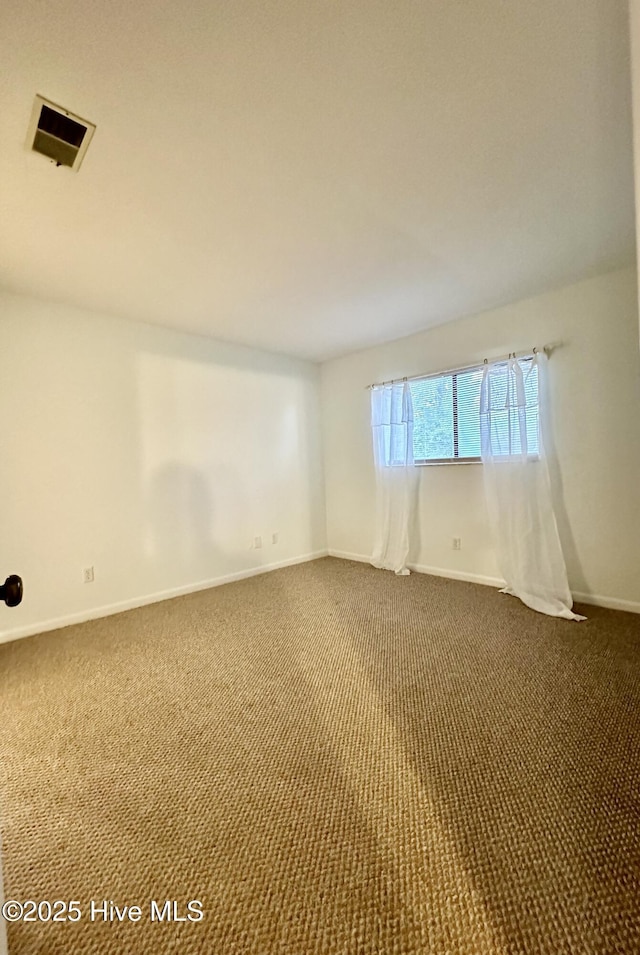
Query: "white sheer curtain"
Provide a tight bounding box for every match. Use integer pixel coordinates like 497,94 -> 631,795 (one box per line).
480,352 -> 584,620
370,381 -> 416,575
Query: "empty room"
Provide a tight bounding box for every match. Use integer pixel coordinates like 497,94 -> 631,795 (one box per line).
1,1 -> 640,953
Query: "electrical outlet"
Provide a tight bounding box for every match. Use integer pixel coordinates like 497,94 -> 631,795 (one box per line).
83,566 -> 95,583
272,532 -> 279,544
254,536 -> 262,549
452,538 -> 461,551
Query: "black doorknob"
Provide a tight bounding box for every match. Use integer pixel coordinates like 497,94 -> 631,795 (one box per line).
0,575 -> 23,607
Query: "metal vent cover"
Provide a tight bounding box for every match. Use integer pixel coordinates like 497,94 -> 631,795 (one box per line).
26,95 -> 95,171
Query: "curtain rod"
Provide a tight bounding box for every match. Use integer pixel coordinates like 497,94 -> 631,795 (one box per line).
366,344 -> 551,390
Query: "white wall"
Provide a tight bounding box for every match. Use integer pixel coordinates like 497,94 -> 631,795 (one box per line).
0,291 -> 327,641
321,267 -> 640,611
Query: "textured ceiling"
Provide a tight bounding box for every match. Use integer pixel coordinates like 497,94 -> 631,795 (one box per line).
0,0 -> 636,361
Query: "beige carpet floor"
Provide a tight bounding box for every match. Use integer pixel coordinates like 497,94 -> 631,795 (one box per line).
1,557 -> 639,954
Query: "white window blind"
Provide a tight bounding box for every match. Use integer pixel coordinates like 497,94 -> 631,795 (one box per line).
410,357 -> 539,463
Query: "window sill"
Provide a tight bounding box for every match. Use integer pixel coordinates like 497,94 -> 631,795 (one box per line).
413,455 -> 540,467
414,458 -> 481,467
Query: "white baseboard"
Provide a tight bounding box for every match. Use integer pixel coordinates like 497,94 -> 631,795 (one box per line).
572,591 -> 640,614
327,549 -> 371,565
408,562 -> 504,589
328,549 -> 503,588
328,550 -> 640,614
0,550 -> 329,645
3,550 -> 636,644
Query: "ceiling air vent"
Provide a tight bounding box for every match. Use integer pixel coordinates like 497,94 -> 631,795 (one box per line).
26,95 -> 96,171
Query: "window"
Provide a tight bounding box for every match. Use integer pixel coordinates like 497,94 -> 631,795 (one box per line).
410,357 -> 539,464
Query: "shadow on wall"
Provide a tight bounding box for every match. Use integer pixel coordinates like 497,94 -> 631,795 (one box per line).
134,326 -> 323,595
144,461 -> 257,586
0,290 -> 323,638
134,314 -> 325,587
